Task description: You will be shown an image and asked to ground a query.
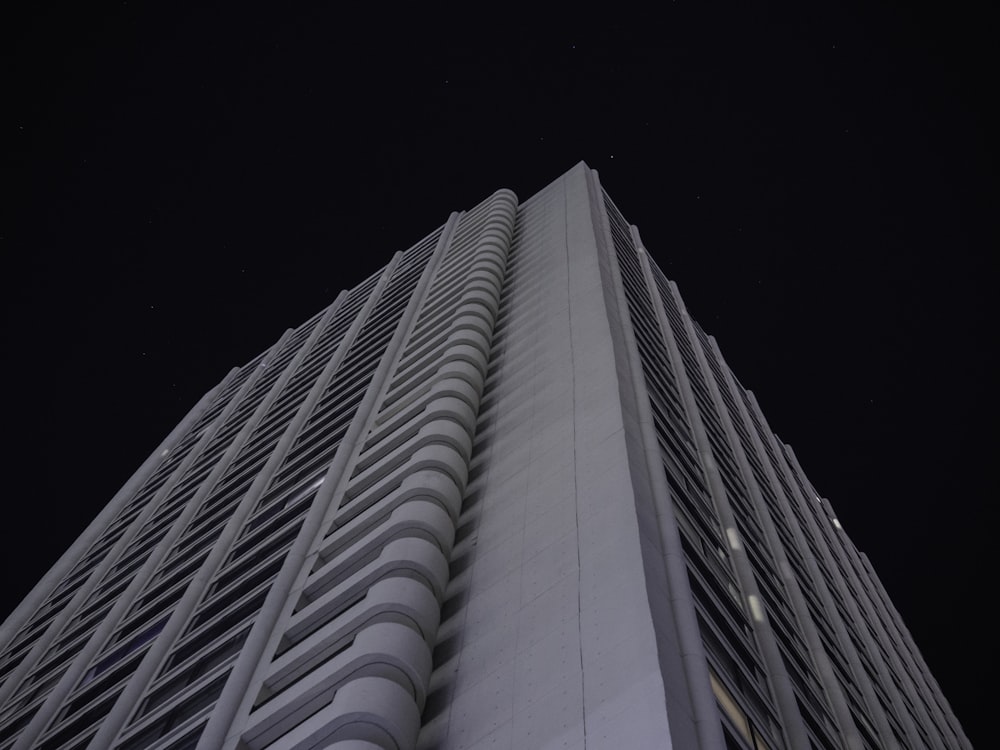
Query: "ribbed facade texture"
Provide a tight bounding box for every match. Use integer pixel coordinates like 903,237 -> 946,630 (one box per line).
0,163 -> 969,750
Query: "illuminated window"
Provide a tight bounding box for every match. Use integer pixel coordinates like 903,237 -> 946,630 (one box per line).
709,667 -> 772,750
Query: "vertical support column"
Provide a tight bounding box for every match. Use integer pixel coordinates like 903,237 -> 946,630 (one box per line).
724,378 -> 879,750
700,335 -> 895,748
738,383 -> 926,750
12,338 -> 285,750
0,374 -> 230,705
87,292 -> 360,750
0,376 -> 226,647
230,193 -> 517,750
95,251 -> 401,750
639,254 -> 810,750
586,169 -> 723,750
853,551 -> 971,749
778,441 -> 954,750
768,433 -> 944,750
212,207 -> 471,750
143,254 -> 402,750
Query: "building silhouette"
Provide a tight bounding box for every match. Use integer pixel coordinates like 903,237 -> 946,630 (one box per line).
0,163 -> 969,750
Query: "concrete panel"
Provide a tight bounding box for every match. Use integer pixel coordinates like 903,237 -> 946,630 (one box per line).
512,620 -> 582,715
453,617 -> 519,695
459,721 -> 512,750
510,674 -> 586,750
516,572 -> 580,649
461,571 -> 521,648
445,660 -> 515,750
519,531 -> 580,606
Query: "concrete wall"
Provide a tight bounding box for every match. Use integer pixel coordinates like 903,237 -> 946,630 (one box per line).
417,164 -> 676,750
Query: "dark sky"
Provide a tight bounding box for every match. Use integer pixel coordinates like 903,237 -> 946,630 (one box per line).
2,4 -> 994,745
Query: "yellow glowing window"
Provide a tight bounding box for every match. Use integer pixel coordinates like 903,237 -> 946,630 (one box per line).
709,667 -> 772,750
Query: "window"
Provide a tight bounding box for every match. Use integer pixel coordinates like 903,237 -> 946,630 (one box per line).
81,617 -> 168,687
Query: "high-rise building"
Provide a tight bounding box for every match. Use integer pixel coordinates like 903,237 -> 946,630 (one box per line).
0,163 -> 969,750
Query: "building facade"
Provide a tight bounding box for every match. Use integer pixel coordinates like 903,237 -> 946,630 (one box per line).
0,163 -> 969,750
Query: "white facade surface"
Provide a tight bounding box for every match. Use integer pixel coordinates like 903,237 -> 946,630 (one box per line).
0,163 -> 971,750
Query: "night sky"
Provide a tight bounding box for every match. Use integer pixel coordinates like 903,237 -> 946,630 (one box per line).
3,4 -> 994,745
